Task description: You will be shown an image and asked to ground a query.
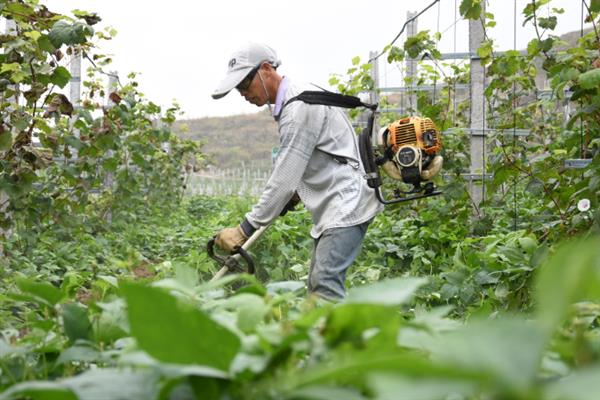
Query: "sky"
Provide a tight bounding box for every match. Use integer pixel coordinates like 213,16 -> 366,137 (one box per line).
34,1 -> 594,119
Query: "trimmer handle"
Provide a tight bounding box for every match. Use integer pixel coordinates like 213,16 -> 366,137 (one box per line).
207,237 -> 255,275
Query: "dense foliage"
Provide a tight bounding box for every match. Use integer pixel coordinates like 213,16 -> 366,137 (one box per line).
0,0 -> 599,399
0,0 -> 200,250
1,195 -> 599,400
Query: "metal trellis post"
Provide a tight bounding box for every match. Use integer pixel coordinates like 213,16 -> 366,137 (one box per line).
69,52 -> 82,107
468,5 -> 486,213
104,72 -> 119,224
1,19 -> 19,254
69,52 -> 82,160
406,11 -> 418,113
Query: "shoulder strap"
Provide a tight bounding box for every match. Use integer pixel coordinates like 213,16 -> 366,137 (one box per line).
283,90 -> 378,111
280,89 -> 382,189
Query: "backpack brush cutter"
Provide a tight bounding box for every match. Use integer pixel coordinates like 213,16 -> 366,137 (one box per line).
285,90 -> 444,204
366,115 -> 443,204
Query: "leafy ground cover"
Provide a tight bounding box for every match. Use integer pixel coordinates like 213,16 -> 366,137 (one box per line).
1,195 -> 599,400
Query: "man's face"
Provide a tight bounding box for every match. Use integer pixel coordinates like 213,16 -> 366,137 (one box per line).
237,65 -> 268,106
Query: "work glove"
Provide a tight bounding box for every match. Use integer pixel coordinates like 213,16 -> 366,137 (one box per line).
215,225 -> 248,253
280,192 -> 301,216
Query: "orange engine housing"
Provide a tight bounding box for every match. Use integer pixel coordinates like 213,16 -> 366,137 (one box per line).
387,117 -> 442,155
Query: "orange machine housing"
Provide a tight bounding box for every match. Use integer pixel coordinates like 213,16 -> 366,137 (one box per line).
386,117 -> 442,155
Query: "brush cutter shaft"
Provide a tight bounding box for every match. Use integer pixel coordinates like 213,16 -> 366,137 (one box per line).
207,225 -> 269,281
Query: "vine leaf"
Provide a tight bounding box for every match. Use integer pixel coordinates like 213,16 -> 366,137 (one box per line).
62,303 -> 93,344
72,10 -> 102,26
48,20 -> 93,48
108,92 -> 122,104
535,236 -> 600,334
44,94 -> 74,117
0,125 -> 11,151
578,68 -> 600,90
459,0 -> 482,20
121,282 -> 241,372
50,66 -> 71,88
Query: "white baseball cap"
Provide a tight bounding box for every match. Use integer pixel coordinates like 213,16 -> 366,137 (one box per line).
212,42 -> 281,99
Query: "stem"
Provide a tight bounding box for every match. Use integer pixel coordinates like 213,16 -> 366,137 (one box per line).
0,359 -> 18,384
83,52 -> 122,88
27,58 -> 38,140
532,0 -> 552,59
581,0 -> 600,49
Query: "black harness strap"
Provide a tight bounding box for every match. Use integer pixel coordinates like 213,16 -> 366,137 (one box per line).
280,90 -> 382,189
283,91 -> 378,111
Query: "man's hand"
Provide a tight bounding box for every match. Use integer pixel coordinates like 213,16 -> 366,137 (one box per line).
280,192 -> 301,216
215,225 -> 248,253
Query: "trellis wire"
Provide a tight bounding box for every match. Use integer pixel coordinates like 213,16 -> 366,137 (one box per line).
512,0 -> 518,231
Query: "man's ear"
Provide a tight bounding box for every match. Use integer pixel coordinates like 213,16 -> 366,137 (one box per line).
261,62 -> 275,73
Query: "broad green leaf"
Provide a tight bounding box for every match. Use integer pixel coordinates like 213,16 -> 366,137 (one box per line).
0,63 -> 20,74
428,317 -> 546,390
0,382 -> 77,400
345,277 -> 427,306
66,369 -> 159,400
72,10 -> 102,25
0,338 -> 25,358
272,348 -> 481,394
0,369 -> 159,400
121,282 -> 240,371
24,30 -> 41,41
538,16 -> 557,30
48,20 -> 93,48
0,130 -> 11,151
62,303 -> 92,344
37,35 -> 55,52
527,39 -> 541,56
219,293 -> 269,333
578,69 -> 600,90
368,374 -> 475,400
545,366 -> 600,400
477,41 -> 493,60
285,385 -> 366,400
119,350 -> 228,379
174,262 -> 199,288
50,66 -> 71,88
56,345 -> 100,365
64,135 -> 84,150
266,280 -> 305,294
16,278 -> 64,306
460,0 -> 482,19
535,236 -> 600,333
324,304 -> 401,347
236,295 -> 268,333
94,299 -> 128,343
5,2 -> 33,16
591,0 -> 600,13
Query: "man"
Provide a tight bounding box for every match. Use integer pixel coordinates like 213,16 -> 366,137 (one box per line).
212,42 -> 383,300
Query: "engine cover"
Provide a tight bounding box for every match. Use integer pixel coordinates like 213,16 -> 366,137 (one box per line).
376,116 -> 443,185
387,116 -> 442,155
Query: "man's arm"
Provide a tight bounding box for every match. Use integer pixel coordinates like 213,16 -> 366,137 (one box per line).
241,103 -> 320,235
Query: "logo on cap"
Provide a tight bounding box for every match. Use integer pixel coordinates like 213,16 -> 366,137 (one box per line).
228,58 -> 236,69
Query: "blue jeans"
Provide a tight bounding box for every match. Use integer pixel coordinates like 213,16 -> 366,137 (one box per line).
308,220 -> 371,300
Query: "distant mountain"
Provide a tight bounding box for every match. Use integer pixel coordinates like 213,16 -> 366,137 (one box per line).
174,110 -> 279,170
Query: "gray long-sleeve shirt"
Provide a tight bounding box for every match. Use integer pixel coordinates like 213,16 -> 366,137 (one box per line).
245,79 -> 383,238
